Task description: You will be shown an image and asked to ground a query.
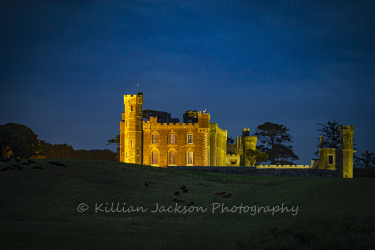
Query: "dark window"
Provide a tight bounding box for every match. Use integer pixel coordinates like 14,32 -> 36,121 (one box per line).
329,155 -> 333,165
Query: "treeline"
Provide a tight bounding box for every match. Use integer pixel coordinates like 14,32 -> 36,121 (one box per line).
0,123 -> 117,161
39,141 -> 118,161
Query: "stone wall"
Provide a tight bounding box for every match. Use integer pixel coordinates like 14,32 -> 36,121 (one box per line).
209,123 -> 227,166
167,166 -> 339,177
257,165 -> 310,169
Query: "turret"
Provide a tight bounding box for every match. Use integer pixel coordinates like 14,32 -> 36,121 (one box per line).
120,92 -> 143,164
338,125 -> 354,178
242,128 -> 257,166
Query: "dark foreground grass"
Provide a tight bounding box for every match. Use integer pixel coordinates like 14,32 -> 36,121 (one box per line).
0,159 -> 375,249
237,214 -> 375,250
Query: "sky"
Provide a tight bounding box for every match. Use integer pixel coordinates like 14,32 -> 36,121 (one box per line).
1,0 -> 374,164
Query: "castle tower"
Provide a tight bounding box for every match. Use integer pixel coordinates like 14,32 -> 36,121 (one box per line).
120,92 -> 143,164
242,128 -> 257,166
198,113 -> 211,166
338,125 -> 354,178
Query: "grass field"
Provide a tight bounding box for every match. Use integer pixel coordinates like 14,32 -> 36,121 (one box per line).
1,159 -> 375,249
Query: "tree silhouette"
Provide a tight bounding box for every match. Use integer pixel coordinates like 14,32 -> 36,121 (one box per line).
254,122 -> 299,165
355,151 -> 375,168
0,123 -> 41,158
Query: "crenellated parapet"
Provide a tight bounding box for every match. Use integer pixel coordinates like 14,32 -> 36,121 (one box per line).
143,117 -> 199,128
227,154 -> 240,157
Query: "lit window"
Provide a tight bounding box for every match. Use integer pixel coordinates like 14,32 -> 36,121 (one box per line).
169,151 -> 176,165
187,134 -> 193,144
328,155 -> 333,165
152,134 -> 158,144
152,151 -> 158,165
187,151 -> 193,165
169,134 -> 176,144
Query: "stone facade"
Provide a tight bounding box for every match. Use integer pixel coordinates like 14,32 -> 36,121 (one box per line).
120,93 -> 227,167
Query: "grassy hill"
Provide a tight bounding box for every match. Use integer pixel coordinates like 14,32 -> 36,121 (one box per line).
1,159 -> 375,249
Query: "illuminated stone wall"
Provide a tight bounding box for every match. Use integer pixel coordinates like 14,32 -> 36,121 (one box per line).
318,148 -> 336,170
209,123 -> 227,166
338,125 -> 354,178
142,113 -> 210,167
226,154 -> 240,166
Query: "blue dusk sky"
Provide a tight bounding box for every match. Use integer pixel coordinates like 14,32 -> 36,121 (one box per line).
1,0 -> 374,164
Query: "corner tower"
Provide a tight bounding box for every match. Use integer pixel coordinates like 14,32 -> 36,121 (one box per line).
120,92 -> 143,164
337,125 -> 354,178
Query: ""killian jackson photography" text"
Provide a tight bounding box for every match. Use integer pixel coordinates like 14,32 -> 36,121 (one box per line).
77,202 -> 298,216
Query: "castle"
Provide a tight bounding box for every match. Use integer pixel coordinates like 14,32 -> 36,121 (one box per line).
120,92 -> 354,178
119,92 -> 227,167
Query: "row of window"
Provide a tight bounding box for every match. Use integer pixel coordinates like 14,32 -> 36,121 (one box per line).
125,149 -> 194,165
152,134 -> 193,144
151,150 -> 193,165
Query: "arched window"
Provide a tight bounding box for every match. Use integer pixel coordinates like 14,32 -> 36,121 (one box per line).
169,149 -> 176,165
186,150 -> 194,165
151,150 -> 158,165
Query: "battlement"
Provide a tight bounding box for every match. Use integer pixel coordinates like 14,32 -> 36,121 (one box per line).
243,136 -> 257,142
124,93 -> 143,104
227,154 -> 240,157
143,117 -> 199,128
124,94 -> 138,98
124,92 -> 143,98
339,125 -> 354,133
